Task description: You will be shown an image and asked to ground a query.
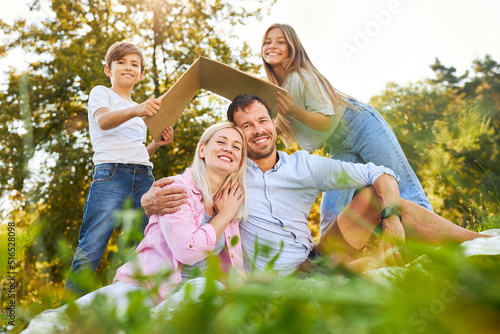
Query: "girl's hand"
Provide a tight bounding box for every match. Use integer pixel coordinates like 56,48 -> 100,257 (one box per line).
274,91 -> 300,118
157,126 -> 174,146
214,182 -> 244,220
274,91 -> 332,131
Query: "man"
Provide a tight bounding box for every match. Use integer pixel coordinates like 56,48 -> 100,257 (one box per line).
142,94 -> 486,273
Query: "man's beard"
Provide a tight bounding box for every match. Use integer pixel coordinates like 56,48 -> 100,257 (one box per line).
247,134 -> 276,160
247,147 -> 275,160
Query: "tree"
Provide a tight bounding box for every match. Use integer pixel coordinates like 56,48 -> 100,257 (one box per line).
370,56 -> 500,228
0,0 -> 275,299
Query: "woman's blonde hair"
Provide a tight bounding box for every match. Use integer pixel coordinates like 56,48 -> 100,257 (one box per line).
262,23 -> 352,146
190,122 -> 248,221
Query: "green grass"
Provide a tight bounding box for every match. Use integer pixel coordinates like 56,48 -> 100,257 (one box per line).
4,240 -> 500,334
3,202 -> 499,334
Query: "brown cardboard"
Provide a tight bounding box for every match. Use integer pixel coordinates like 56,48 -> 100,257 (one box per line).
144,56 -> 287,142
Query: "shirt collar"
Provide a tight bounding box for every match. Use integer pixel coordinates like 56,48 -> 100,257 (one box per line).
246,151 -> 283,172
275,151 -> 285,170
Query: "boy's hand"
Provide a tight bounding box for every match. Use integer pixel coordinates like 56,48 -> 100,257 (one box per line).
157,126 -> 174,146
136,98 -> 161,117
146,126 -> 173,156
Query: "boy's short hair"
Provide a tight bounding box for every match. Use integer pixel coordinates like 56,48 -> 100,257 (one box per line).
105,42 -> 145,73
227,94 -> 273,123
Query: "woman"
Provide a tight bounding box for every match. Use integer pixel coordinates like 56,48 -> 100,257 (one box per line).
22,122 -> 247,332
261,23 -> 433,235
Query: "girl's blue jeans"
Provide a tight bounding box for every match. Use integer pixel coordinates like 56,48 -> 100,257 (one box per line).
64,163 -> 154,298
320,99 -> 433,235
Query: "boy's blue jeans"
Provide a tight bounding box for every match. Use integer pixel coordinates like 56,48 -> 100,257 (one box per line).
320,99 -> 433,235
64,163 -> 154,299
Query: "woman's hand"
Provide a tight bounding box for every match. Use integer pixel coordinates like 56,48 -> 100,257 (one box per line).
214,182 -> 244,220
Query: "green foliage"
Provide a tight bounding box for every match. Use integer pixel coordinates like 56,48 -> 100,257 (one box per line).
370,55 -> 500,229
0,0 -> 274,302
6,242 -> 500,334
2,1 -> 500,332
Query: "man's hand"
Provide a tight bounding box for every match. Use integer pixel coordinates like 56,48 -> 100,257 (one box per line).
346,216 -> 409,272
379,216 -> 409,267
141,177 -> 188,216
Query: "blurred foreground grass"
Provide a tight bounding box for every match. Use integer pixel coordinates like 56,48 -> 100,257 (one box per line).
3,239 -> 500,334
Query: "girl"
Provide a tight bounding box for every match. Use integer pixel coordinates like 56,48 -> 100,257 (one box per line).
22,122 -> 247,333
261,23 -> 433,235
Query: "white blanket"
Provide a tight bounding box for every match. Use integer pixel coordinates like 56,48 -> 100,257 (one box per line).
461,229 -> 500,256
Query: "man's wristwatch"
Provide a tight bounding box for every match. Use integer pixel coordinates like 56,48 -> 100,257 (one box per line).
380,207 -> 402,221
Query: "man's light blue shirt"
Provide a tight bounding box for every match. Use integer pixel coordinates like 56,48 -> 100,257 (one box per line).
240,150 -> 398,274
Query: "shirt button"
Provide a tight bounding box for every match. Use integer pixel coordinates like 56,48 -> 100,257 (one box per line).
189,244 -> 193,248
231,254 -> 234,258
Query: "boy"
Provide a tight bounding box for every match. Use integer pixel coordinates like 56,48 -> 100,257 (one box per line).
63,42 -> 173,302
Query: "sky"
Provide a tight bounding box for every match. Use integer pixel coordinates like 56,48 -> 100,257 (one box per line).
1,0 -> 500,101
241,0 -> 500,101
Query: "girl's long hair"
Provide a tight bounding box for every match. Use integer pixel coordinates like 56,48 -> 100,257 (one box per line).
262,23 -> 353,146
190,122 -> 248,220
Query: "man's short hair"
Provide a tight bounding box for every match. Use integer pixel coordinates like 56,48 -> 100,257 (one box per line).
105,42 -> 145,73
227,94 -> 273,123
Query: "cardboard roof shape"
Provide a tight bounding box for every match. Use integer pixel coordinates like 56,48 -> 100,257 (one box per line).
144,56 -> 288,142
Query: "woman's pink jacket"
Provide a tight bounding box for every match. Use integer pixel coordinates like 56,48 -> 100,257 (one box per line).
113,169 -> 243,303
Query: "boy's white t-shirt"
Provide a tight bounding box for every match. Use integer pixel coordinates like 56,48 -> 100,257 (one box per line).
88,85 -> 153,167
